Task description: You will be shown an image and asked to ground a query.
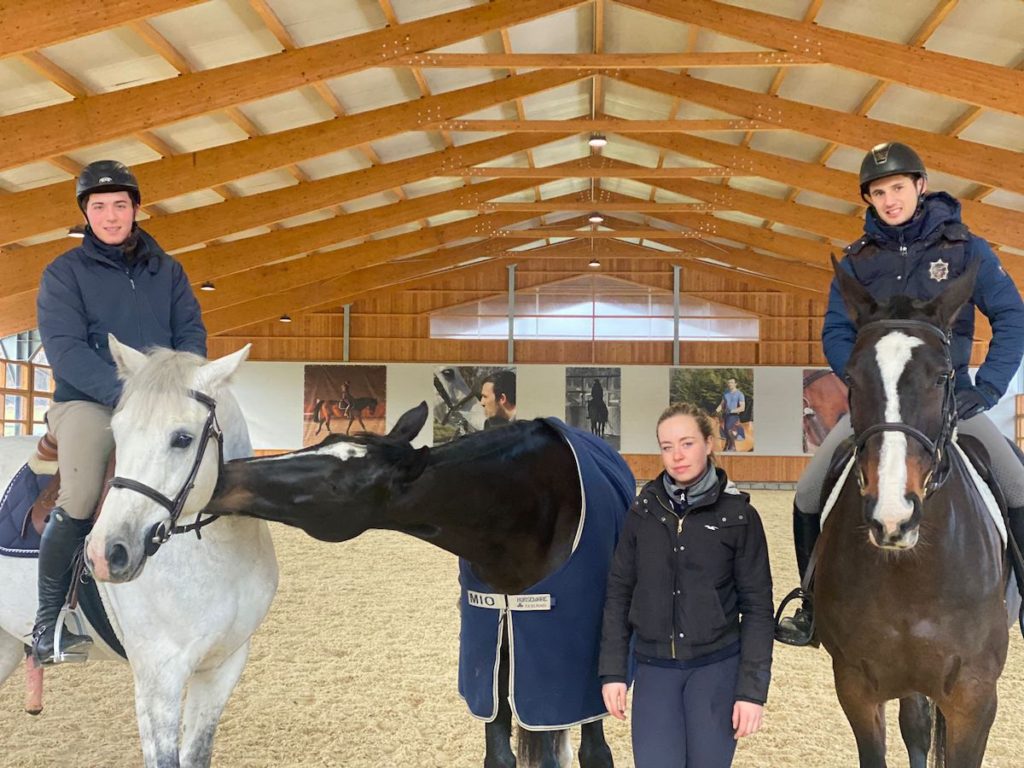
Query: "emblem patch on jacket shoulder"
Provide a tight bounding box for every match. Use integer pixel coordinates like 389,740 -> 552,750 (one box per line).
929,259 -> 949,282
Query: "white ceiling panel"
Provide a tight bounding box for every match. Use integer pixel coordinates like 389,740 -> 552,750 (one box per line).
924,170 -> 980,200
370,222 -> 422,240
225,169 -> 298,197
815,0 -> 934,42
370,132 -> 446,163
264,0 -> 386,47
340,190 -> 402,213
957,112 -> 1024,153
237,87 -> 335,135
867,84 -> 969,134
66,140 -> 162,169
537,178 -> 589,199
43,28 -> 179,93
215,224 -> 273,243
727,177 -> 789,200
389,0 -> 486,24
716,0 -> 809,21
150,113 -> 250,153
775,65 -> 879,113
157,189 -> 227,215
327,67 -> 423,115
983,191 -> 1024,214
602,136 -> 661,168
278,209 -> 336,228
420,66 -> 505,97
0,162 -> 73,194
426,210 -> 477,227
297,149 -> 373,181
605,3 -> 689,53
926,0 -> 1024,65
403,177 -> 465,199
506,6 -> 590,54
747,131 -> 832,163
520,80 -> 590,120
792,190 -> 860,216
530,136 -> 590,167
603,79 -> 676,120
145,0 -> 281,71
673,101 -> 742,121
0,58 -> 72,116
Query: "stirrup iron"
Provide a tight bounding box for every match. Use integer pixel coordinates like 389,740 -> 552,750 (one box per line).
50,606 -> 90,664
774,587 -> 816,647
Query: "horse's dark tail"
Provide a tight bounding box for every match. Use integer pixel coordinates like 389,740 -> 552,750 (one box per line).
312,399 -> 325,425
930,704 -> 946,768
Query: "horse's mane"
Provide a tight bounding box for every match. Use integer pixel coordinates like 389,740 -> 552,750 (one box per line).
117,347 -> 207,414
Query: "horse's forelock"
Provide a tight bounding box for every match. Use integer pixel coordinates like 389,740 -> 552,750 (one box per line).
117,348 -> 207,416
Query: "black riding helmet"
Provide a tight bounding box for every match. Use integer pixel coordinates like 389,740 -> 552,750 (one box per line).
76,160 -> 141,212
858,142 -> 926,198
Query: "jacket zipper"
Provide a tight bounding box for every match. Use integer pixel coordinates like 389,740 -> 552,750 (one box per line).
656,494 -> 686,659
127,268 -> 144,342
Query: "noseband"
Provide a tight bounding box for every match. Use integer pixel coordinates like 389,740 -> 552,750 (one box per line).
108,390 -> 224,556
851,319 -> 957,497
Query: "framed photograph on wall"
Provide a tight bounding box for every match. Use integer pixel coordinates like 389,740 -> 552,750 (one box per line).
432,365 -> 517,444
565,367 -> 621,450
802,368 -> 849,454
303,365 -> 386,447
669,367 -> 754,453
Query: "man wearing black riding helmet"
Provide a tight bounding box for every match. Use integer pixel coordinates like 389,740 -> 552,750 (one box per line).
776,142 -> 1024,647
32,160 -> 206,664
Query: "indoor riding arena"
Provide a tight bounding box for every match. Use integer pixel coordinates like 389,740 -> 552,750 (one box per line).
0,1 -> 1022,767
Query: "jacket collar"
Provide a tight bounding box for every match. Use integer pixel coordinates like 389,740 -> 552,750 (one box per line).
81,226 -> 162,273
863,191 -> 963,248
648,464 -> 727,514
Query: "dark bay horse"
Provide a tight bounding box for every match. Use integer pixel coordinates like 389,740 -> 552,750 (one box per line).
312,396 -> 378,435
816,259 -> 1008,767
588,396 -> 608,438
204,404 -> 632,768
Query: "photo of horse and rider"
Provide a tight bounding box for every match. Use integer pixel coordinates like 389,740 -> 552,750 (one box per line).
802,368 -> 849,454
432,366 -> 517,445
303,365 -> 386,446
565,367 -> 620,450
669,368 -> 754,452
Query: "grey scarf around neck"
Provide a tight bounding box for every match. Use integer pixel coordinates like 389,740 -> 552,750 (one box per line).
663,461 -> 717,508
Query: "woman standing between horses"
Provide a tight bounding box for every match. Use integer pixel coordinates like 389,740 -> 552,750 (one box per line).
599,403 -> 774,767
32,160 -> 207,665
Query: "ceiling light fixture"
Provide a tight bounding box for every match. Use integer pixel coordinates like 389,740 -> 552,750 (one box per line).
588,213 -> 604,224
199,281 -> 216,292
588,133 -> 607,149
588,257 -> 601,268
279,314 -> 292,323
67,225 -> 86,238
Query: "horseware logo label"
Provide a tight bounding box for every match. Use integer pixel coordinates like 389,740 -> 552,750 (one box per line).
929,259 -> 950,282
705,524 -> 719,531
872,147 -> 889,164
98,176 -> 113,183
467,591 -> 552,611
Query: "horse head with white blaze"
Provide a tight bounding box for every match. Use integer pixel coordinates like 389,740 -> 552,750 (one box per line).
834,255 -> 980,550
86,335 -> 253,582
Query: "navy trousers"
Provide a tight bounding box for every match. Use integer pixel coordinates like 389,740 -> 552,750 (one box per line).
630,653 -> 740,768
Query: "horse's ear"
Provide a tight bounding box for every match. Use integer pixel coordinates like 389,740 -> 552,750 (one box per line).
401,446 -> 430,483
108,334 -> 147,379
198,344 -> 251,390
924,259 -> 980,330
389,402 -> 428,443
832,254 -> 877,328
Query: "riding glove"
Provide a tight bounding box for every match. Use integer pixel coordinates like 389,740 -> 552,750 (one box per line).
956,387 -> 992,421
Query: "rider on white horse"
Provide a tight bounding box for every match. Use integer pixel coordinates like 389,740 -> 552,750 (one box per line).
32,160 -> 207,664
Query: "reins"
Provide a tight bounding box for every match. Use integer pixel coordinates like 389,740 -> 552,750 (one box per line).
108,389 -> 223,557
850,319 -> 958,497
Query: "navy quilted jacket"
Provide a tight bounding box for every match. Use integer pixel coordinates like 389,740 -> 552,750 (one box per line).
37,227 -> 206,406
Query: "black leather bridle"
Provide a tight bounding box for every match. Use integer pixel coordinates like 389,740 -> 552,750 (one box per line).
849,319 -> 957,497
108,390 -> 224,556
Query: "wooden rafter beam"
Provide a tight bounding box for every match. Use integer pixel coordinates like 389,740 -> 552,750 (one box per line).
0,0 -> 584,171
616,70 -> 1024,195
387,51 -> 820,68
618,0 -> 1023,117
0,68 -> 583,246
636,132 -> 1024,250
0,0 -> 204,59
464,166 -> 733,178
0,132 -> 566,298
479,202 -> 715,212
494,228 -> 707,239
443,118 -> 768,132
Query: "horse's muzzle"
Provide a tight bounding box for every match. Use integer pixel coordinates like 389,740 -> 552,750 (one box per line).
865,494 -> 922,550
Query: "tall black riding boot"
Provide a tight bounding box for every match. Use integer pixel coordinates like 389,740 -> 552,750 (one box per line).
775,504 -> 822,646
1007,506 -> 1024,634
31,509 -> 93,665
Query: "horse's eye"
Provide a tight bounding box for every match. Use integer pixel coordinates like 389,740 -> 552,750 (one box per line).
935,373 -> 949,387
171,432 -> 194,449
844,375 -> 854,390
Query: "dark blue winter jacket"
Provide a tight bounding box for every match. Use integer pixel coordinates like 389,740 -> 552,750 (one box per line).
823,193 -> 1024,404
37,227 -> 207,407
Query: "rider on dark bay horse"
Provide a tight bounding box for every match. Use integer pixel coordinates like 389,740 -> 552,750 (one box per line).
776,142 -> 1024,646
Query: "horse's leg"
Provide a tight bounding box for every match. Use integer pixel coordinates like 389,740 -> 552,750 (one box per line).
0,633 -> 23,690
939,683 -> 998,768
898,695 -> 931,768
515,730 -> 565,768
132,662 -> 189,768
484,628 -> 515,768
833,664 -> 887,768
180,641 -> 251,768
578,720 -> 613,768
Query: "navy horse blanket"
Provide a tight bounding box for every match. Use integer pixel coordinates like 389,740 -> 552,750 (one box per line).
458,419 -> 635,730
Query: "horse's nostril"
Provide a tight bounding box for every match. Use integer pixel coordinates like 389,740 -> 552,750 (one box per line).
108,542 -> 130,572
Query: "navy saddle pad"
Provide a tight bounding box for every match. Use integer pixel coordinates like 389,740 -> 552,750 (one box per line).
0,463 -> 52,558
